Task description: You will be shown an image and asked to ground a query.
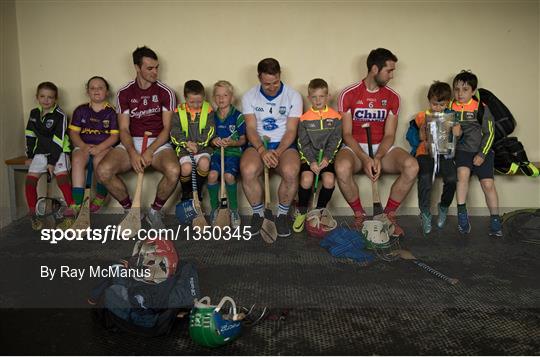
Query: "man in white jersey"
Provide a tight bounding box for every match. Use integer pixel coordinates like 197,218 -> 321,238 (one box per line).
240,58 -> 303,238
97,46 -> 180,229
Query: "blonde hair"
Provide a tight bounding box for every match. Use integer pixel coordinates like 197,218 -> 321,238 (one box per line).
213,80 -> 234,96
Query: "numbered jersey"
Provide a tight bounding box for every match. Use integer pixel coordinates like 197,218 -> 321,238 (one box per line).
241,83 -> 303,144
116,80 -> 176,137
338,80 -> 400,144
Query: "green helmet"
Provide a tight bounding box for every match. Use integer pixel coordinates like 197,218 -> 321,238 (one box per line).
189,296 -> 242,348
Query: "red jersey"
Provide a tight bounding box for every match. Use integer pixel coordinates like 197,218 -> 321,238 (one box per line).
338,79 -> 400,144
116,80 -> 176,137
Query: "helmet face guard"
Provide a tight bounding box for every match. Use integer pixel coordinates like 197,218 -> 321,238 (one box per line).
361,219 -> 400,262
35,196 -> 65,218
131,238 -> 178,284
306,208 -> 337,239
190,296 -> 242,348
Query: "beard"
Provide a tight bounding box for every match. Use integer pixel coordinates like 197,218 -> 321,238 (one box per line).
374,74 -> 388,87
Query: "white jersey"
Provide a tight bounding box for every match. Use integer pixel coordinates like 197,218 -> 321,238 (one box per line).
241,83 -> 303,144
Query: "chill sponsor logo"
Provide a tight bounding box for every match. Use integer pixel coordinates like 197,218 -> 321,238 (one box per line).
353,108 -> 387,122
130,106 -> 161,119
262,117 -> 278,131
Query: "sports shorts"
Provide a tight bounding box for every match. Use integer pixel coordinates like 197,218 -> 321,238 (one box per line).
179,152 -> 211,165
116,137 -> 173,155
455,150 -> 494,179
28,153 -> 70,174
210,154 -> 240,177
300,161 -> 335,175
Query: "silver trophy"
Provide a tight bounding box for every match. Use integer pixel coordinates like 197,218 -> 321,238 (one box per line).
426,111 -> 456,158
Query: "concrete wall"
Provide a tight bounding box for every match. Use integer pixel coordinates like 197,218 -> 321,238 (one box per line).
2,0 -> 539,226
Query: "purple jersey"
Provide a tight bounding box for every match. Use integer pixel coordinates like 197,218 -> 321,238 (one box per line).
69,103 -> 119,145
116,80 -> 176,137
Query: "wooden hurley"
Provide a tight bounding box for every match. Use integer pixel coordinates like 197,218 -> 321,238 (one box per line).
214,146 -> 231,228
118,131 -> 151,237
70,155 -> 93,235
261,136 -> 277,243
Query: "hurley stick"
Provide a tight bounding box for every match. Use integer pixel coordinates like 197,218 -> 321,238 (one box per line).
261,136 -> 277,243
70,155 -> 93,235
190,152 -> 209,229
362,123 -> 383,216
396,249 -> 459,285
118,131 -> 151,237
214,146 -> 231,228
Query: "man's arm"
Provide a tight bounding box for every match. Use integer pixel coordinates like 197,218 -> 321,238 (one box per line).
245,113 -> 264,151
118,113 -> 144,173
147,110 -> 173,155
341,111 -> 369,161
275,117 -> 299,156
375,114 -> 398,160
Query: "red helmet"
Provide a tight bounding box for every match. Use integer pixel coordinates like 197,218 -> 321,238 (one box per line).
131,238 -> 178,284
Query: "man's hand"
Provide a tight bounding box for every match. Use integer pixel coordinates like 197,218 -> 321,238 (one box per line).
372,157 -> 382,181
362,157 -> 378,181
262,150 -> 279,168
142,149 -> 153,167
473,154 -> 485,166
128,150 -> 145,174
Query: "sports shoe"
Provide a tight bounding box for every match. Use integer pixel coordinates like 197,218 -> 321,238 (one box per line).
146,208 -> 166,229
30,215 -> 43,231
437,203 -> 449,229
457,211 -> 471,234
489,216 -> 503,237
230,209 -> 241,229
293,209 -> 307,233
386,211 -> 405,237
248,214 -> 264,236
420,211 -> 432,235
276,214 -> 291,238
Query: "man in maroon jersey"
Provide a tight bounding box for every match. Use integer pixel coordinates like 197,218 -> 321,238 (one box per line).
335,48 -> 418,236
97,46 -> 180,229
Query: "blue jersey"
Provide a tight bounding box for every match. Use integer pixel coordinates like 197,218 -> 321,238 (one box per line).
214,105 -> 245,157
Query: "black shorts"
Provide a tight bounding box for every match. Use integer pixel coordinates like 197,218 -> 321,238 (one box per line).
455,150 -> 494,179
300,161 -> 335,175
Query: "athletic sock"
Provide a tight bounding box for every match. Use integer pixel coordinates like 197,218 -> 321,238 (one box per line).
180,176 -> 192,200
457,203 -> 467,214
151,196 -> 167,211
96,182 -> 108,198
252,203 -> 264,217
384,198 -> 401,214
119,196 -> 132,209
277,203 -> 290,216
25,175 -> 39,214
196,168 -> 209,196
208,183 -> 219,210
226,183 -> 238,210
55,173 -> 74,206
348,198 -> 365,216
298,186 -> 311,213
72,187 -> 84,206
316,186 -> 335,209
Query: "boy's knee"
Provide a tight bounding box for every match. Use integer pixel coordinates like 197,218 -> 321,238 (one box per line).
224,173 -> 236,184
300,173 -> 313,188
180,162 -> 192,177
208,171 -> 219,183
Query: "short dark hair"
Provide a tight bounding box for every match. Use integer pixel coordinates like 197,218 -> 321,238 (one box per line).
257,58 -> 281,76
453,70 -> 478,91
132,46 -> 158,66
427,81 -> 452,102
366,48 -> 398,72
36,81 -> 58,98
86,76 -> 110,91
308,78 -> 328,92
184,80 -> 205,98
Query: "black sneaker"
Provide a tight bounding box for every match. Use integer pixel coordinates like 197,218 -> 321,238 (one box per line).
276,214 -> 291,238
248,214 -> 264,236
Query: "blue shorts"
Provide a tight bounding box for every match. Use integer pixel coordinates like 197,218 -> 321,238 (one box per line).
210,154 -> 240,177
248,142 -> 297,151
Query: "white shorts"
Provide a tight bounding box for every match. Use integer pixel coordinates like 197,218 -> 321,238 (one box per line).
179,153 -> 211,165
28,153 -> 70,174
344,143 -> 395,156
116,137 -> 173,155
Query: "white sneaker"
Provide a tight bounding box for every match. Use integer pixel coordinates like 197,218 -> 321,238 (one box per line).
230,210 -> 241,229
146,208 -> 165,229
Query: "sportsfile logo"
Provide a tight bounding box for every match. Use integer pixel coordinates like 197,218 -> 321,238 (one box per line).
40,225 -> 252,244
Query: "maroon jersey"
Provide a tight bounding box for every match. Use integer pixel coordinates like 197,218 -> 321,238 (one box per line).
69,103 -> 118,145
338,80 -> 400,144
116,80 -> 176,137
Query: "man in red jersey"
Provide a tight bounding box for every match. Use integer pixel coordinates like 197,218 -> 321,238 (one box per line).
335,48 -> 418,236
97,46 -> 180,229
